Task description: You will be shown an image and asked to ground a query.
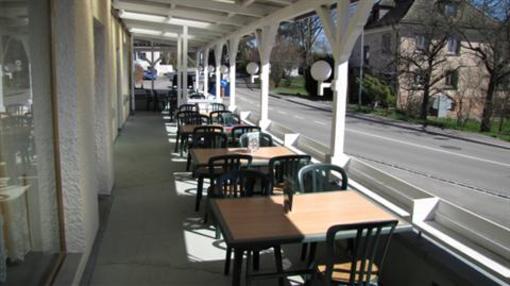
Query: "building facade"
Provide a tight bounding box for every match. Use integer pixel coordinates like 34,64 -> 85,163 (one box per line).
350,0 -> 499,120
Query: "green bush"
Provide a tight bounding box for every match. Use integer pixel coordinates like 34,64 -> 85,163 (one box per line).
357,73 -> 396,108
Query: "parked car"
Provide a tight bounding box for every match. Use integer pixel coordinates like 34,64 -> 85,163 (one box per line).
143,68 -> 158,80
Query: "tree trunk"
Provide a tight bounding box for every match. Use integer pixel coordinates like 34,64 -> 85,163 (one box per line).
480,79 -> 495,132
420,88 -> 430,121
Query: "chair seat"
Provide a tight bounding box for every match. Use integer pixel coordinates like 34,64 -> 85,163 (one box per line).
317,260 -> 379,284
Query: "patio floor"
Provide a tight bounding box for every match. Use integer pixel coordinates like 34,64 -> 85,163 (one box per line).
86,112 -> 306,286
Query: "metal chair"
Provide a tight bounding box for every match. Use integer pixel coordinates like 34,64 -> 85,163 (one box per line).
268,155 -> 311,195
239,132 -> 274,148
231,126 -> 261,146
186,126 -> 225,171
315,220 -> 398,286
211,169 -> 283,282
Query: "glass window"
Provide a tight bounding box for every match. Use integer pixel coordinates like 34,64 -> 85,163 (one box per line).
0,1 -> 62,284
415,34 -> 428,50
445,70 -> 459,89
444,3 -> 458,17
382,33 -> 391,54
447,37 -> 460,55
363,46 -> 370,65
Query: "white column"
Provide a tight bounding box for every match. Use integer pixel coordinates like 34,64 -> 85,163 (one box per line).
315,0 -> 374,166
182,26 -> 188,100
228,36 -> 240,111
256,24 -> 279,129
0,35 -> 4,112
329,61 -> 348,164
177,34 -> 182,106
203,48 -> 209,96
195,51 -> 200,91
214,42 -> 223,99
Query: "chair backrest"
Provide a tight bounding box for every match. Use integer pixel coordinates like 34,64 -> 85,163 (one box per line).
210,103 -> 226,112
209,110 -> 232,124
191,132 -> 227,149
324,220 -> 398,286
192,125 -> 223,135
178,103 -> 199,112
239,132 -> 274,148
176,111 -> 206,127
268,155 -> 311,193
297,163 -> 348,193
231,126 -> 261,144
208,154 -> 252,183
219,112 -> 241,126
213,169 -> 271,199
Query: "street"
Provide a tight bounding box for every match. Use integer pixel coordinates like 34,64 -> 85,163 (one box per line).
233,87 -> 510,227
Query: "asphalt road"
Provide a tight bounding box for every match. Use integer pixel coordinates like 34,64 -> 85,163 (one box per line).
233,87 -> 510,227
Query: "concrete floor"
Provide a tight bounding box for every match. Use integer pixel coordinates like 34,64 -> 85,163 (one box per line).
87,112 -> 306,286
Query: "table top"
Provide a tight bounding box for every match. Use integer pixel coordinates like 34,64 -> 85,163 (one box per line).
191,146 -> 295,167
210,191 -> 409,247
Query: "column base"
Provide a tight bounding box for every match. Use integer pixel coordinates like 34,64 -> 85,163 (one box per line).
258,119 -> 271,130
326,153 -> 351,168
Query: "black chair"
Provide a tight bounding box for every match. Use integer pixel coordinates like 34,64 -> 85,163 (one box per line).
145,89 -> 155,111
297,163 -> 349,193
219,113 -> 241,126
209,110 -> 233,124
230,126 -> 261,147
315,220 -> 398,286
175,111 -> 202,155
267,155 -> 311,195
298,163 -> 349,262
178,103 -> 199,112
239,132 -> 274,148
210,102 -> 226,112
186,126 -> 225,171
168,92 -> 178,121
211,169 -> 283,283
195,154 -> 252,212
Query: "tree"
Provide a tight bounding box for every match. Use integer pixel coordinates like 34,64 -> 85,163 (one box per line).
457,0 -> 510,131
397,3 -> 460,121
270,34 -> 301,88
281,15 -> 323,68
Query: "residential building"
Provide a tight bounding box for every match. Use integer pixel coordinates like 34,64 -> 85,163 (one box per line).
350,0 -> 501,120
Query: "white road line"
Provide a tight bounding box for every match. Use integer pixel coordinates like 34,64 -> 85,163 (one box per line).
277,110 -> 287,115
346,128 -> 510,168
294,115 -> 304,119
314,120 -> 327,126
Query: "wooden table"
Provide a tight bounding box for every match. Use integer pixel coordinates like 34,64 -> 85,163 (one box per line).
190,146 -> 295,167
190,146 -> 295,211
210,191 -> 411,286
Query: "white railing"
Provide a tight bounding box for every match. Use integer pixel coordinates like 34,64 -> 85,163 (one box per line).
237,111 -> 510,285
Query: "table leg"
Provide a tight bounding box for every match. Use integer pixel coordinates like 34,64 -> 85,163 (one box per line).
232,249 -> 244,286
195,176 -> 203,212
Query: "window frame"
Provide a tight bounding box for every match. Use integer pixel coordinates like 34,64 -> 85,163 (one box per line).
444,69 -> 459,90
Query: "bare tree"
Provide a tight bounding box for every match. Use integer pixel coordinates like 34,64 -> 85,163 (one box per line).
397,8 -> 459,121
280,15 -> 323,68
458,0 -> 510,131
270,34 -> 302,88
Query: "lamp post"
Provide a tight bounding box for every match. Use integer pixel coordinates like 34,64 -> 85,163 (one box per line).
310,60 -> 332,96
246,62 -> 259,84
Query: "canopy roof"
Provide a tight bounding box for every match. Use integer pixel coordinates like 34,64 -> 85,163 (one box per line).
113,0 -> 355,50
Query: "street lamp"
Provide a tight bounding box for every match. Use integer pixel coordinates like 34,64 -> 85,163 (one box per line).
246,62 -> 259,83
310,60 -> 332,97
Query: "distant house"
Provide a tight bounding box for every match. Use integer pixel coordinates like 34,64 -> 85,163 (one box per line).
350,0 -> 501,119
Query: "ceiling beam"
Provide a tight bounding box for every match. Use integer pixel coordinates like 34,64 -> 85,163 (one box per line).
122,19 -> 233,37
241,0 -> 256,7
132,34 -> 204,48
145,0 -> 273,18
124,21 -> 219,41
114,0 -> 249,27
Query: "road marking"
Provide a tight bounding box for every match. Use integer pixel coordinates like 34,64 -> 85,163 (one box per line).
294,115 -> 304,119
346,128 -> 510,168
314,120 -> 327,126
277,110 -> 287,115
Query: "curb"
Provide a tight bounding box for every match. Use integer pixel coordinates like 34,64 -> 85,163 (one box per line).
268,93 -> 510,151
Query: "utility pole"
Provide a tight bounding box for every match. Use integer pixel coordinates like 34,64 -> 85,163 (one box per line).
358,29 -> 364,109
